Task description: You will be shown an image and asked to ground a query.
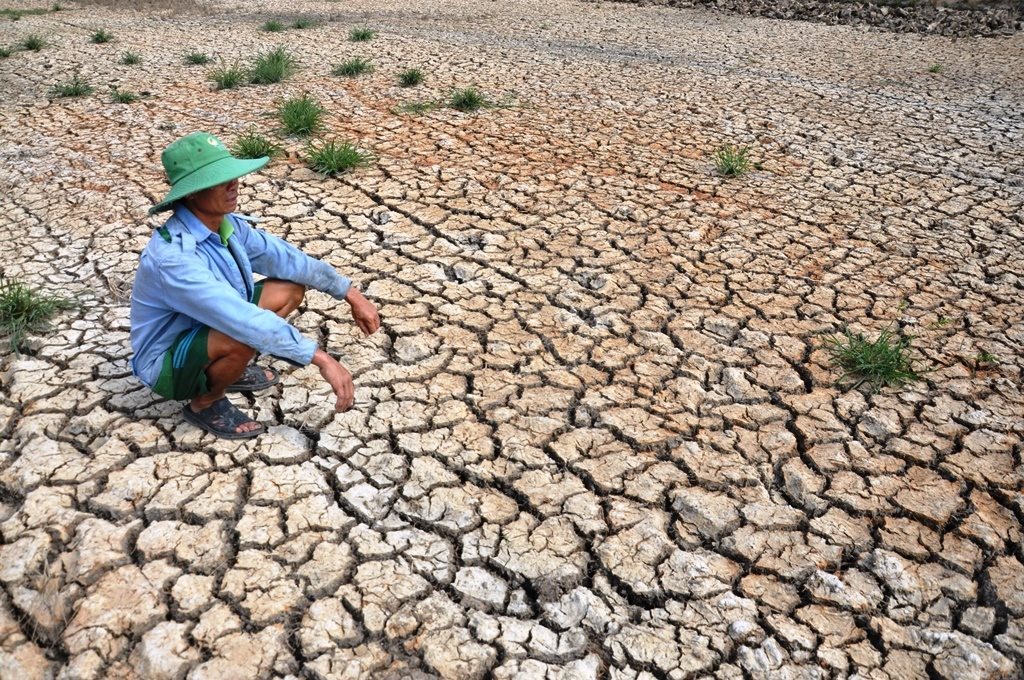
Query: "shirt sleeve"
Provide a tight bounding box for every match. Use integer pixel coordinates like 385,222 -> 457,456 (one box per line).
234,218 -> 352,300
157,250 -> 317,366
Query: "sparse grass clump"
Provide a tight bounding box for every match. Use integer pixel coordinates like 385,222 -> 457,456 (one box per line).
822,326 -> 922,391
90,29 -> 113,44
398,68 -> 424,87
249,46 -> 296,84
50,74 -> 93,98
209,61 -> 245,90
713,144 -> 752,177
292,17 -> 317,29
1,7 -> 48,20
394,100 -> 438,115
332,57 -> 372,77
0,47 -> 10,58
0,277 -> 77,354
928,63 -> 944,73
305,139 -> 372,175
232,129 -> 281,159
279,93 -> 324,136
262,19 -> 284,32
19,34 -> 46,51
185,51 -> 211,65
119,50 -> 141,65
348,27 -> 375,41
448,87 -> 489,112
110,87 -> 139,103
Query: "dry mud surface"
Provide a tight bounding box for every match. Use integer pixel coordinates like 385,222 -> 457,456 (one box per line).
1,1 -> 1024,678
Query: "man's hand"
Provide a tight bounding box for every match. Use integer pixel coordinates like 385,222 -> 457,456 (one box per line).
312,349 -> 354,412
346,287 -> 380,336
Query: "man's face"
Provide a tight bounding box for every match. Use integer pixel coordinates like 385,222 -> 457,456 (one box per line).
188,178 -> 239,215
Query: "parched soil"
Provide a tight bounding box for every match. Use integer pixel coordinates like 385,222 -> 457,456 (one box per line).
1,1 -> 1023,678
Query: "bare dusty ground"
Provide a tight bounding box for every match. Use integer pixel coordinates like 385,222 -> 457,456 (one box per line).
1,1 -> 1023,678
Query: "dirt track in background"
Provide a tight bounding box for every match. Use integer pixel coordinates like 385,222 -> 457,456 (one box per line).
1,1 -> 1023,678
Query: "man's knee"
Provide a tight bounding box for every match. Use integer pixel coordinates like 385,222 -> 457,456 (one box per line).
285,282 -> 305,311
208,330 -> 255,362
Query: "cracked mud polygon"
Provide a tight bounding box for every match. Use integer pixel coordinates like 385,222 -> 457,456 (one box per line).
1,0 -> 1023,678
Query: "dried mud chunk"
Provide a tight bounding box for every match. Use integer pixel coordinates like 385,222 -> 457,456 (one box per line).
62,565 -> 166,660
986,556 -> 1024,617
220,550 -> 304,626
597,512 -> 673,597
958,490 -> 1021,551
723,527 -> 842,580
658,548 -> 741,599
352,560 -> 431,634
893,466 -> 964,525
671,487 -> 741,540
249,462 -> 331,504
493,515 -> 588,595
420,626 -> 497,680
299,598 -> 363,657
135,520 -> 232,575
129,620 -> 201,680
871,617 -> 1014,680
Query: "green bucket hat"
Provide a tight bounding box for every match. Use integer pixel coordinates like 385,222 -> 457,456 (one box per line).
149,132 -> 268,214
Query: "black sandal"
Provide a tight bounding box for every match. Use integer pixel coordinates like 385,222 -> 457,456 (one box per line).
226,365 -> 280,393
182,398 -> 266,439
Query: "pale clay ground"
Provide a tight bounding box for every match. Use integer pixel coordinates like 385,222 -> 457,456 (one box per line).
0,0 -> 1023,678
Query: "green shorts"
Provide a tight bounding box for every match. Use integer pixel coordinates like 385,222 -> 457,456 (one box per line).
152,281 -> 264,400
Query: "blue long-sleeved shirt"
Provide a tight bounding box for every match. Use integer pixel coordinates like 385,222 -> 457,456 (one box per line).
130,205 -> 351,388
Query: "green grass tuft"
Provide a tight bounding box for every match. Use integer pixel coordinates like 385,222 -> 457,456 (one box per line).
0,277 -> 77,353
19,34 -> 46,51
209,61 -> 245,90
1,7 -> 49,20
51,2 -> 62,10
90,28 -> 113,44
110,87 -> 139,103
231,128 -> 281,159
448,87 -> 489,112
822,326 -> 923,391
305,139 -> 372,175
398,68 -> 424,87
50,74 -> 93,98
249,46 -> 296,85
713,144 -> 752,177
185,51 -> 211,65
292,17 -> 317,29
279,93 -> 325,136
0,46 -> 10,58
928,63 -> 944,73
332,56 -> 373,77
394,100 -> 438,115
119,50 -> 141,65
262,19 -> 284,32
348,26 -> 376,41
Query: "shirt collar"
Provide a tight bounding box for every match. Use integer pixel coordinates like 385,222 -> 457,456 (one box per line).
172,205 -> 233,245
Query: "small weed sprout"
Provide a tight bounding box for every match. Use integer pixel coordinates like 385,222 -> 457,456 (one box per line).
305,139 -> 372,175
292,17 -> 317,29
0,277 -> 78,354
822,326 -> 922,391
262,19 -> 285,32
2,8 -> 48,20
209,61 -> 245,90
974,351 -> 998,366
0,47 -> 10,58
714,144 -> 752,177
250,46 -> 296,84
348,27 -> 376,41
51,74 -> 93,98
110,87 -> 139,103
232,129 -> 281,159
279,93 -> 325,136
398,68 -> 424,87
20,34 -> 46,51
52,2 -> 62,10
928,63 -> 944,73
90,29 -> 114,44
185,51 -> 211,65
332,57 -> 373,77
119,51 -> 141,65
449,87 -> 489,112
394,100 -> 438,115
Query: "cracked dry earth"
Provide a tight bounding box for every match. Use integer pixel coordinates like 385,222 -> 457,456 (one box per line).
1,0 -> 1023,678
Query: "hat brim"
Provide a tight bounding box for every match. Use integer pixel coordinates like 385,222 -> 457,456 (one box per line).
149,155 -> 269,215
